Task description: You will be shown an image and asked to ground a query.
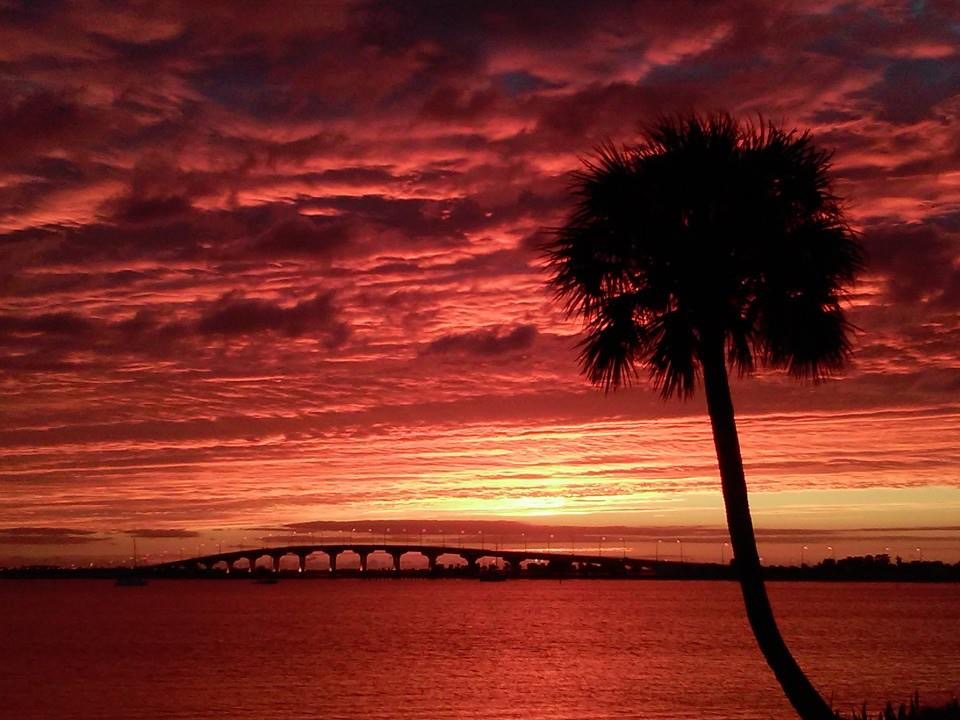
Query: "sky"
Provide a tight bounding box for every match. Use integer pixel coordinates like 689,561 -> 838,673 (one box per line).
1,1 -> 959,564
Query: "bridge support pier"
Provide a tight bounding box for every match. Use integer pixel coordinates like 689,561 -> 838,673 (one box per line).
465,556 -> 478,574
247,556 -> 257,573
297,554 -> 307,574
358,551 -> 369,573
425,553 -> 438,572
271,555 -> 281,573
390,551 -> 402,572
327,551 -> 338,574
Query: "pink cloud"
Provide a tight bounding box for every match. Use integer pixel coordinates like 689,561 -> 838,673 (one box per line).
0,1 -> 958,547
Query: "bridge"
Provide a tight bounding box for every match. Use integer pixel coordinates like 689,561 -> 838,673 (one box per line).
148,542 -> 661,575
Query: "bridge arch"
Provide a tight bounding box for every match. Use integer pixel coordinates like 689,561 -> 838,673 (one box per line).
298,549 -> 324,572
335,549 -> 368,571
208,558 -> 231,573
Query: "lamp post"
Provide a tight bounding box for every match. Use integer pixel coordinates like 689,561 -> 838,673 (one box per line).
620,536 -> 625,560
522,532 -> 527,552
721,541 -> 729,565
479,530 -> 484,551
676,538 -> 683,563
916,546 -> 923,561
548,533 -> 553,553
599,536 -> 605,558
801,545 -> 808,567
827,545 -> 834,561
420,528 -> 426,545
459,530 -> 464,548
656,539 -> 661,562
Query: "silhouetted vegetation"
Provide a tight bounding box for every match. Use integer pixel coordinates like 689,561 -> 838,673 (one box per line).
545,111 -> 863,720
835,694 -> 960,720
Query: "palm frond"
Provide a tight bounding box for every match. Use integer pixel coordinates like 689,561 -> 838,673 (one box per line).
543,111 -> 863,397
577,292 -> 646,392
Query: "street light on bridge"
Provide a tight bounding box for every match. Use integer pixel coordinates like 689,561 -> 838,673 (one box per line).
599,536 -> 605,557
676,538 -> 683,563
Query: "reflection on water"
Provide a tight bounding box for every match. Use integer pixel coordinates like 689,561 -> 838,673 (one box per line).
1,580 -> 957,720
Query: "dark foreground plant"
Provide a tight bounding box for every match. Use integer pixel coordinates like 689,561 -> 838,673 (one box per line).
545,112 -> 863,720
835,694 -> 960,720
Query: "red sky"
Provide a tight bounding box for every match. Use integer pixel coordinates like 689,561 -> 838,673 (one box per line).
1,1 -> 958,563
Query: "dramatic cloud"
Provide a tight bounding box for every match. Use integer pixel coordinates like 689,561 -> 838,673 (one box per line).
422,324 -> 538,356
0,528 -> 103,545
126,529 -> 198,539
1,1 -> 959,560
196,291 -> 350,344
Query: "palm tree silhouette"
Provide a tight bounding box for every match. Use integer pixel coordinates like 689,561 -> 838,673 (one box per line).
545,113 -> 862,720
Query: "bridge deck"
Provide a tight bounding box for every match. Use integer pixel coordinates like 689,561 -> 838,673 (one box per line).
150,542 -> 658,570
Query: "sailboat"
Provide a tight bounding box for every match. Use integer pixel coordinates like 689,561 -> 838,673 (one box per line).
115,538 -> 148,587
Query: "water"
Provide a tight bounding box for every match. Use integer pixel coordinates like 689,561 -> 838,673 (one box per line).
1,580 -> 957,719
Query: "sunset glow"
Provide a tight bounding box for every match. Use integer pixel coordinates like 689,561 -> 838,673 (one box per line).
1,2 -> 959,564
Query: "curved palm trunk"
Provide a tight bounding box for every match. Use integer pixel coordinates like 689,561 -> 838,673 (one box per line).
701,342 -> 833,720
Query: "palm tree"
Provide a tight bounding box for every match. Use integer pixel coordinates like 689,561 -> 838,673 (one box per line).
545,113 -> 862,720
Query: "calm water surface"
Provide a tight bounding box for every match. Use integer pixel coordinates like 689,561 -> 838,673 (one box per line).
1,580 -> 957,720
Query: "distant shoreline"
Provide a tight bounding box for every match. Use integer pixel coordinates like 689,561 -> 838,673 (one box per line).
3,559 -> 959,583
